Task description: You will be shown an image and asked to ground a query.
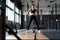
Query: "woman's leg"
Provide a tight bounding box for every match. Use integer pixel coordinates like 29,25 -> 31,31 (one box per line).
34,17 -> 40,30
27,16 -> 33,30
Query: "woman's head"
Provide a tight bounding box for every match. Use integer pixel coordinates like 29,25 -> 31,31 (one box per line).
31,4 -> 35,10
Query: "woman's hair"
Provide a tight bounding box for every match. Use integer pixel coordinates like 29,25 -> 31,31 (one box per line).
32,4 -> 35,6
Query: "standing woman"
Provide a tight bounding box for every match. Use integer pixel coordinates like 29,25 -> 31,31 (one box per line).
27,4 -> 40,30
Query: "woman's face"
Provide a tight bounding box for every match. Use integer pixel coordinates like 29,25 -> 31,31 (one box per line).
31,5 -> 35,10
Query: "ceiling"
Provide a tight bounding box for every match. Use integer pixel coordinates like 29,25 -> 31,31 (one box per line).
18,0 -> 60,15
20,0 -> 60,5
19,0 -> 60,9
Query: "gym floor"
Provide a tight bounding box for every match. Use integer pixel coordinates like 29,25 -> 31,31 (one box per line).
6,29 -> 60,40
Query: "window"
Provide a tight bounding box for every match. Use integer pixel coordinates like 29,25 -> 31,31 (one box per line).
6,7 -> 14,21
15,7 -> 20,23
10,2 -> 14,9
15,14 -> 19,23
6,0 -> 21,24
8,10 -> 14,21
6,0 -> 22,37
6,0 -> 14,21
6,0 -> 14,9
6,0 -> 11,7
15,7 -> 19,13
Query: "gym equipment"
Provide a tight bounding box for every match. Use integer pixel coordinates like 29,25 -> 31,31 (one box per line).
17,29 -> 48,40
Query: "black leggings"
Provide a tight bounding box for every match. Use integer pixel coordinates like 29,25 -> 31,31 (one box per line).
27,16 -> 39,30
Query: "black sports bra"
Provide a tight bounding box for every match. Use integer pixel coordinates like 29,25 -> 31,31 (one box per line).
31,9 -> 36,14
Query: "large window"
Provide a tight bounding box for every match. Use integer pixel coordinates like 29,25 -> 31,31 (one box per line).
6,0 -> 14,21
6,0 -> 21,37
6,0 -> 21,24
